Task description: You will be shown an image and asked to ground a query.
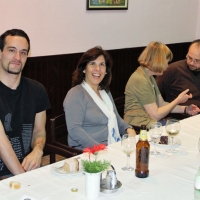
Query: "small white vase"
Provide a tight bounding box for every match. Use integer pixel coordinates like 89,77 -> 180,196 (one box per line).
84,171 -> 102,200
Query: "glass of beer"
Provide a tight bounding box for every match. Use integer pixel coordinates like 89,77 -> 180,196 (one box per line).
149,122 -> 163,155
121,134 -> 136,171
165,119 -> 180,153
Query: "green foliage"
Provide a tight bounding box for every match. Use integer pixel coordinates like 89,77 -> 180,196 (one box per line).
81,159 -> 110,173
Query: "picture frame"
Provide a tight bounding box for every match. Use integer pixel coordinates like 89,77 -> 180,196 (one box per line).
87,0 -> 128,10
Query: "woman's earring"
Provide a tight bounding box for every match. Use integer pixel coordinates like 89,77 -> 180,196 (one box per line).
83,70 -> 85,73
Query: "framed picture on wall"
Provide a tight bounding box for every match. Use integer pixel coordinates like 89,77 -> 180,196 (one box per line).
87,0 -> 128,10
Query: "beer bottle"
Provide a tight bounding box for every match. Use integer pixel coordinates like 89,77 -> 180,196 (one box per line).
135,124 -> 150,178
194,167 -> 200,199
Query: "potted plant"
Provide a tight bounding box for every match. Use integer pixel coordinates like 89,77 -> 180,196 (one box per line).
81,144 -> 110,173
81,144 -> 110,200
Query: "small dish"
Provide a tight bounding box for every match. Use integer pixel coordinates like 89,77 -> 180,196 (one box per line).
157,137 -> 181,147
100,179 -> 122,194
50,162 -> 83,176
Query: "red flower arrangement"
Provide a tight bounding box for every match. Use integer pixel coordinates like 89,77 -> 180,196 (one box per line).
83,144 -> 106,159
81,144 -> 110,173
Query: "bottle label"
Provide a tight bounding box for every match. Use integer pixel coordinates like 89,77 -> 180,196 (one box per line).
139,130 -> 148,141
138,147 -> 149,164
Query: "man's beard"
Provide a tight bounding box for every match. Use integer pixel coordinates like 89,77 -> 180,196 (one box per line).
188,65 -> 200,71
7,68 -> 22,74
190,68 -> 200,72
2,63 -> 23,75
1,67 -> 22,75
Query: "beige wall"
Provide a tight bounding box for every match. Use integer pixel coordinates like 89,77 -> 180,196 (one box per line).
0,0 -> 199,57
196,0 -> 200,38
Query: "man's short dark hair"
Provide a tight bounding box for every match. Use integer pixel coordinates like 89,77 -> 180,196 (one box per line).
189,39 -> 200,49
0,29 -> 30,52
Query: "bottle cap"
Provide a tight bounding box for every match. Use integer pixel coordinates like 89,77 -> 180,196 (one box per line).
141,125 -> 146,130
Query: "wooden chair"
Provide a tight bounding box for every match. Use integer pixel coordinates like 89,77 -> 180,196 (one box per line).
114,96 -> 140,135
44,113 -> 82,164
113,96 -> 125,119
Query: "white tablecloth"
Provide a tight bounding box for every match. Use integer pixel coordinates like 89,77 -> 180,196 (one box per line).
1,115 -> 200,200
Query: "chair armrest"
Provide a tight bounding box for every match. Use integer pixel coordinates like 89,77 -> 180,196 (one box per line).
53,141 -> 83,155
44,144 -> 78,158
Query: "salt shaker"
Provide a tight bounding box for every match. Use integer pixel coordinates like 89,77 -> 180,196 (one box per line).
105,170 -> 117,190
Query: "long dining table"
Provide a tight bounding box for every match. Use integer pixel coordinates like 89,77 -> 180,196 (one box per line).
1,115 -> 200,200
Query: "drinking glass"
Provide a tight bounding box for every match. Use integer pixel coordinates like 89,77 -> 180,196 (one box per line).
121,134 -> 136,171
149,122 -> 163,155
165,119 -> 180,153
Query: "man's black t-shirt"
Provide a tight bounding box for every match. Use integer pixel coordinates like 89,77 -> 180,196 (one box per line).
0,77 -> 51,176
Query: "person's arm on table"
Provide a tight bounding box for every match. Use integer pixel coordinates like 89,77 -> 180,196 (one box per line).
21,111 -> 46,171
0,121 -> 25,175
144,89 -> 197,121
160,90 -> 200,115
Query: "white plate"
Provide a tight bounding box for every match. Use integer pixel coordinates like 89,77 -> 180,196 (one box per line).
136,134 -> 181,147
157,137 -> 181,147
50,162 -> 83,176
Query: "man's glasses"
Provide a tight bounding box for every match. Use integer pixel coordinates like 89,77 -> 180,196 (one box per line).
186,55 -> 200,65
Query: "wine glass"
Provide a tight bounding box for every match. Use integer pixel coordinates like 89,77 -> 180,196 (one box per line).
149,122 -> 163,155
121,134 -> 136,171
165,119 -> 180,153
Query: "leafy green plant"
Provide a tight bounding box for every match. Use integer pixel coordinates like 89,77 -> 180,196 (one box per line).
81,144 -> 110,173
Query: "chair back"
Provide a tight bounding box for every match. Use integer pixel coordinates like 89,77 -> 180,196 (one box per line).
50,113 -> 68,145
114,96 -> 140,135
114,96 -> 125,119
45,113 -> 82,164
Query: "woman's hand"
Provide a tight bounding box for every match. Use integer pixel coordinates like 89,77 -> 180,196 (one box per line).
126,128 -> 136,136
177,89 -> 192,104
186,104 -> 200,116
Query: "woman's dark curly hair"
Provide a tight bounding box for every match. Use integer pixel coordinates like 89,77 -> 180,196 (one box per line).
72,46 -> 112,92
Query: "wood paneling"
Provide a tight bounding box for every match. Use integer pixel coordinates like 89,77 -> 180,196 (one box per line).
22,42 -> 190,120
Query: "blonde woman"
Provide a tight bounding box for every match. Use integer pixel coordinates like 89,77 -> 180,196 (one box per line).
124,41 -> 200,128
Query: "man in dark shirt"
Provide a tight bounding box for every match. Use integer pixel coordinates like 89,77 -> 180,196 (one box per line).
156,40 -> 200,107
0,29 -> 51,178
